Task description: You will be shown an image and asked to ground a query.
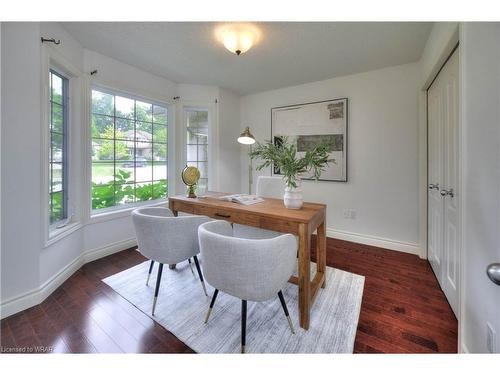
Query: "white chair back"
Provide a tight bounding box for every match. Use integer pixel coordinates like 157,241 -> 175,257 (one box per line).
198,220 -> 297,302
256,176 -> 284,199
132,207 -> 210,265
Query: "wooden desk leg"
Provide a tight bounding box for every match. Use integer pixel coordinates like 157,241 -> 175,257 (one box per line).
317,220 -> 327,288
298,223 -> 311,330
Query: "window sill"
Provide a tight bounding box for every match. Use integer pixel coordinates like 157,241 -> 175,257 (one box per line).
45,221 -> 83,248
88,199 -> 169,225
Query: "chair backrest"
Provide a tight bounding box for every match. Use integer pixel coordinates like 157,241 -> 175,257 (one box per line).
198,220 -> 297,302
132,207 -> 211,265
256,175 -> 284,199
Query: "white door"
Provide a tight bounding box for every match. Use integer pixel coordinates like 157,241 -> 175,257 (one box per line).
427,48 -> 460,316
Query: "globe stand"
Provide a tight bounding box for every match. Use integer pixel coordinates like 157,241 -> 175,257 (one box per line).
187,184 -> 197,198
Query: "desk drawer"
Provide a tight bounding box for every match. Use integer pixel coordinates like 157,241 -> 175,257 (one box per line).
194,205 -> 260,227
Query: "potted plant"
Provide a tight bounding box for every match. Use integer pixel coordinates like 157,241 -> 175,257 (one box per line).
249,136 -> 335,209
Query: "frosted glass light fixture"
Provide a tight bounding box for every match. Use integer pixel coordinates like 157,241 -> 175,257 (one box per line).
216,24 -> 260,56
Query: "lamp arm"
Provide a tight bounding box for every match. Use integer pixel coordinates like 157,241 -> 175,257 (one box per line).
248,144 -> 253,194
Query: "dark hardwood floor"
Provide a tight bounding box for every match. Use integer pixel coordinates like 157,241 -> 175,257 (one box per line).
0,238 -> 457,353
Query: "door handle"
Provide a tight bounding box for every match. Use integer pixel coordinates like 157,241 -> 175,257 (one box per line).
440,188 -> 454,198
487,263 -> 500,286
429,183 -> 440,190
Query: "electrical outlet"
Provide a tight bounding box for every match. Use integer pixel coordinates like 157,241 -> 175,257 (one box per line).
343,209 -> 350,219
487,322 -> 496,353
350,209 -> 357,219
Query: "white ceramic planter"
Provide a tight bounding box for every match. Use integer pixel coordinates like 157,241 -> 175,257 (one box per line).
283,178 -> 303,209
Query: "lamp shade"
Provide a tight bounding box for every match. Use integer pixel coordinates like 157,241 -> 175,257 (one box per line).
237,126 -> 255,145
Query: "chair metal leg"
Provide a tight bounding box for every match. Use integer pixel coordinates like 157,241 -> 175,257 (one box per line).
193,255 -> 208,296
152,263 -> 164,316
204,289 -> 219,323
146,260 -> 155,286
241,300 -> 247,353
187,258 -> 195,275
278,290 -> 295,334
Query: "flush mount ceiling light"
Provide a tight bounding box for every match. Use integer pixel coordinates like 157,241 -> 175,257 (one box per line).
215,23 -> 261,56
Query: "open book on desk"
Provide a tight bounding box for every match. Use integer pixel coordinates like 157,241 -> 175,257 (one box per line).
218,194 -> 264,205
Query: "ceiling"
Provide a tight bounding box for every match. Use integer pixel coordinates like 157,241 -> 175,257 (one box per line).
62,22 -> 432,95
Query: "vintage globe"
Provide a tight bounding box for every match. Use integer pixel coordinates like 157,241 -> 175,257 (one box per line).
181,166 -> 200,198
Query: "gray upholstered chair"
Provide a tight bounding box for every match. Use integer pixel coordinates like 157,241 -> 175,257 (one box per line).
132,207 -> 211,315
198,220 -> 297,353
233,175 -> 285,239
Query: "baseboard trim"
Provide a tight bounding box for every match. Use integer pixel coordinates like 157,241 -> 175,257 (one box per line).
327,228 -> 421,256
0,238 -> 137,319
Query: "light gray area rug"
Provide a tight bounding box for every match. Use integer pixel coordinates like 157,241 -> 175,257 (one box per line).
103,260 -> 364,353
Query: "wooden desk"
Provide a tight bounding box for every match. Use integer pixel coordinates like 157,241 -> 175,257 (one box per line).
169,192 -> 327,330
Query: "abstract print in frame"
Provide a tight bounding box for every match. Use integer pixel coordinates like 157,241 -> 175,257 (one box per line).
271,98 -> 348,182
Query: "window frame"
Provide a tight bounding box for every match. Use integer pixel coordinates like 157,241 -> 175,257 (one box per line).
184,106 -> 210,192
48,68 -> 70,227
89,84 -> 171,216
41,45 -> 84,247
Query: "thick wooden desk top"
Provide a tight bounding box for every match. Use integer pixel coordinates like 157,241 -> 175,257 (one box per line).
168,192 -> 326,224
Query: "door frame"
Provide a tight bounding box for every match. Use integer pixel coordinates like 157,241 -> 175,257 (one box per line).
419,24 -> 464,352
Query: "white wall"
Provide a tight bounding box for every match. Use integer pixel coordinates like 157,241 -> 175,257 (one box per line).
460,22 -> 500,353
240,63 -> 421,253
218,88 -> 242,193
1,23 -> 42,302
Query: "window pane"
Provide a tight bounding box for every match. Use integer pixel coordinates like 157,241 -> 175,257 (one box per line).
197,178 -> 208,193
187,127 -> 200,144
135,142 -> 153,161
153,143 -> 167,161
115,96 -> 134,119
136,101 -> 152,122
92,138 -> 114,161
50,191 -> 63,223
135,161 -> 152,183
114,183 -> 135,206
198,145 -> 208,161
152,180 -> 167,200
198,161 -> 208,178
92,161 -> 114,185
51,103 -> 63,133
115,140 -> 133,161
114,160 -> 135,183
187,145 -> 197,161
91,183 -> 114,210
136,122 -> 153,140
51,163 -> 63,191
153,161 -> 167,181
153,105 -> 167,124
51,133 -> 63,163
92,114 -> 114,139
115,118 -> 134,139
153,124 -> 167,143
92,90 -> 114,116
135,182 -> 153,202
51,74 -> 63,104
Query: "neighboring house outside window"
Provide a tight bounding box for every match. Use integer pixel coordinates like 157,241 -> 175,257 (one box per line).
91,89 -> 168,211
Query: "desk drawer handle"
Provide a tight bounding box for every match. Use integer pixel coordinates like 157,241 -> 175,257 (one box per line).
215,213 -> 231,219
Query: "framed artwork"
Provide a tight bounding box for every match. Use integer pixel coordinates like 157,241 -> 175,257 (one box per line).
271,98 -> 348,182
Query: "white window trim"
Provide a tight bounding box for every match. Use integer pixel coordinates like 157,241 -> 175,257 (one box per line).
41,45 -> 83,247
86,82 -> 174,223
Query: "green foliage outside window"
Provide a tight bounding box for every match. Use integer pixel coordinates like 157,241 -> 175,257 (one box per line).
91,169 -> 167,210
